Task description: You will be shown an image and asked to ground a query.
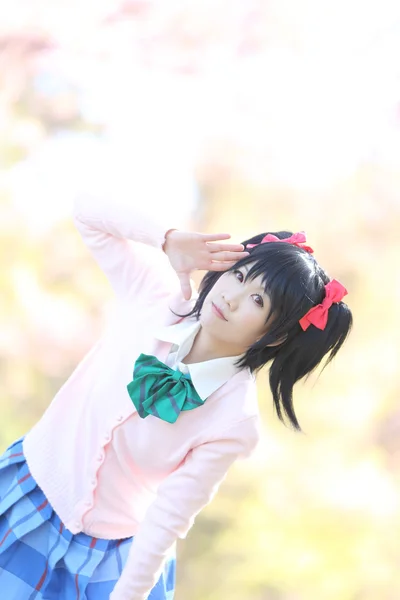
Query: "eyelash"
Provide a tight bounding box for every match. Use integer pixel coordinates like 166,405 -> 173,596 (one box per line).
232,269 -> 264,308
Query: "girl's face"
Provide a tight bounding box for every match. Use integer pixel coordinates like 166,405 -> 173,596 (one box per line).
200,264 -> 273,357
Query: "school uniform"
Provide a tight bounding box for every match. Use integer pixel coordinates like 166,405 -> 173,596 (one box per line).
0,193 -> 261,599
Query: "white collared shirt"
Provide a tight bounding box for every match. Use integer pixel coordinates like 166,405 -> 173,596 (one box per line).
156,316 -> 244,400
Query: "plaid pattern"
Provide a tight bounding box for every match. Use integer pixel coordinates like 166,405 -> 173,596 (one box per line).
0,438 -> 176,599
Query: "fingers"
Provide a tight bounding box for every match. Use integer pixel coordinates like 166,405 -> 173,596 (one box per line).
207,242 -> 246,252
207,261 -> 240,271
200,233 -> 232,242
208,251 -> 249,262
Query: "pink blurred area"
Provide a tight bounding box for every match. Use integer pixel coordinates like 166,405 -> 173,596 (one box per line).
2,0 -> 400,229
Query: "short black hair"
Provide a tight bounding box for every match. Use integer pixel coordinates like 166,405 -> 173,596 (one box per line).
179,230 -> 353,431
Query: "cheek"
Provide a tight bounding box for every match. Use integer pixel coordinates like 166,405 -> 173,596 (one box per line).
199,300 -> 219,327
252,308 -> 271,333
236,309 -> 266,336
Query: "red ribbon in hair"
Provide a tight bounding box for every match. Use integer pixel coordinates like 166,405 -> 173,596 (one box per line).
299,279 -> 348,331
246,232 -> 314,253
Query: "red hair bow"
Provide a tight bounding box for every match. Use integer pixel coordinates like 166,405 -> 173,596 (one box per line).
299,279 -> 348,331
247,232 -> 314,253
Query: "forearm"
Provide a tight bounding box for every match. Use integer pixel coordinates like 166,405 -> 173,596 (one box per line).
73,191 -> 177,298
73,192 -> 169,249
110,420 -> 259,600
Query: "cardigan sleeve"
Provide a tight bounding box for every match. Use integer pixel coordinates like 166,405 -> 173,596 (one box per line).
73,191 -> 180,300
109,417 -> 260,600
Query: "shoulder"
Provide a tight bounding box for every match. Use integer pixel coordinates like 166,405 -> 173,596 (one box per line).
214,369 -> 258,418
205,414 -> 261,460
201,373 -> 260,458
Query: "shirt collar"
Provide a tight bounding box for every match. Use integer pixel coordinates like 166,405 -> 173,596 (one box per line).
155,317 -> 244,400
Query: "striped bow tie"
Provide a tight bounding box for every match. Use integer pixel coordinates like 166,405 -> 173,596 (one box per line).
127,353 -> 205,423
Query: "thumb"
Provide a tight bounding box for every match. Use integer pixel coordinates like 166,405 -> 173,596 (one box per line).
177,272 -> 192,300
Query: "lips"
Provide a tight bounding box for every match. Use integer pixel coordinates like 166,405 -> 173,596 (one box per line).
212,302 -> 227,321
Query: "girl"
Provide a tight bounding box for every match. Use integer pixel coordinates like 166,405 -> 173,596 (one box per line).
0,193 -> 352,600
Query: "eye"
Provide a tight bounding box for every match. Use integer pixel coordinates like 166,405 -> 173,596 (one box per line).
233,269 -> 244,282
252,294 -> 264,308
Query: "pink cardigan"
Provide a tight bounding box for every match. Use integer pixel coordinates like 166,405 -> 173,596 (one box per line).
23,192 -> 261,600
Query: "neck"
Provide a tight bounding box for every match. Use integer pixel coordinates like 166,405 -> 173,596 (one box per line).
182,325 -> 240,365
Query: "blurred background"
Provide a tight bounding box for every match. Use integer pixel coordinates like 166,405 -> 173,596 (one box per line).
1,1 -> 400,599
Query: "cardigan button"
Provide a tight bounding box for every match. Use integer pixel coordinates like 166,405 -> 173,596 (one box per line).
116,415 -> 123,422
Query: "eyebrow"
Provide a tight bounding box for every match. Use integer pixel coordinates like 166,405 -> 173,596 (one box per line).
241,265 -> 266,293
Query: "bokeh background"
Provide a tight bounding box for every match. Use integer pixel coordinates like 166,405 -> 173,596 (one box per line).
1,1 -> 400,599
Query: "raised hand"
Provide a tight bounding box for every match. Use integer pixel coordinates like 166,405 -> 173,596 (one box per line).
163,230 -> 249,300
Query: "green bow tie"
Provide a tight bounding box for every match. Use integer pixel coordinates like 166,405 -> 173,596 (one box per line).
127,353 -> 205,424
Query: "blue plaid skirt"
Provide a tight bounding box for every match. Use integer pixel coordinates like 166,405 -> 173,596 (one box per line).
0,438 -> 176,599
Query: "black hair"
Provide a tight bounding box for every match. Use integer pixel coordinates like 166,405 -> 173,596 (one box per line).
178,231 -> 353,432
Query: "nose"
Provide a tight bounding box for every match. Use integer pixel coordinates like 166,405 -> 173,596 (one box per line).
221,290 -> 239,311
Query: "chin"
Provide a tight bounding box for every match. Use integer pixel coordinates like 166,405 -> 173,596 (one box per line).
199,302 -> 212,322
198,311 -> 212,328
